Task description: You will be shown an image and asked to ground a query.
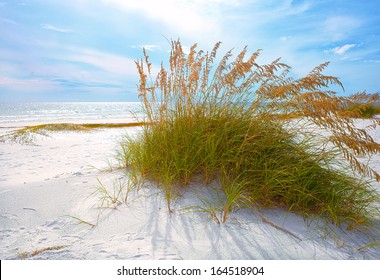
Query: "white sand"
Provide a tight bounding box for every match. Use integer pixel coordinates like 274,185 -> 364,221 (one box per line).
0,123 -> 379,260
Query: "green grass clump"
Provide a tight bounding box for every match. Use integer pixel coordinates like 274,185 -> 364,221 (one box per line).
123,104 -> 377,227
121,40 -> 380,229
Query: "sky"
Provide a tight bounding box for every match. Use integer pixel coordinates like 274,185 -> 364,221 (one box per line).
0,0 -> 379,102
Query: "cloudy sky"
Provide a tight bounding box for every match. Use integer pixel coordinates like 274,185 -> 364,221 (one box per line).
0,0 -> 379,102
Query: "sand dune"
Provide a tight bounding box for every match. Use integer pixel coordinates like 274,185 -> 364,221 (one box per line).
0,124 -> 379,260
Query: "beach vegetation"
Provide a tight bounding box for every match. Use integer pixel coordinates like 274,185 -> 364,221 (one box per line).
92,177 -> 135,208
66,215 -> 97,228
17,245 -> 68,259
343,92 -> 380,118
121,40 -> 380,230
0,122 -> 147,144
356,241 -> 380,251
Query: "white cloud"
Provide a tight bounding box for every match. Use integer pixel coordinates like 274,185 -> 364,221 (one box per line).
130,45 -> 161,52
324,44 -> 357,55
1,39 -> 140,93
103,0 -> 223,41
0,76 -> 59,91
0,17 -> 18,25
280,36 -> 290,41
323,16 -> 362,41
40,44 -> 142,83
335,44 -> 356,55
40,24 -> 73,33
364,60 -> 380,63
68,48 -> 138,77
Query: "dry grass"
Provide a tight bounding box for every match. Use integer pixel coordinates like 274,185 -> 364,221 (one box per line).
18,245 -> 68,259
0,122 -> 147,144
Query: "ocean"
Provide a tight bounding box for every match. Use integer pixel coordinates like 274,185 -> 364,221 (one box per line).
0,102 -> 145,127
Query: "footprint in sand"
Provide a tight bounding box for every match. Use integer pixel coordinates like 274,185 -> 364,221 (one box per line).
132,254 -> 151,259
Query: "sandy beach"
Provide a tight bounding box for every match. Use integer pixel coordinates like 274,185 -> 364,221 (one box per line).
1,122 -> 379,260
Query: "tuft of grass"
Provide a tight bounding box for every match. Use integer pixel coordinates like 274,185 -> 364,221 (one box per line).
91,177 -> 135,208
189,191 -> 223,224
18,245 -> 68,259
357,241 -> 380,252
121,40 -> 380,230
66,215 -> 97,228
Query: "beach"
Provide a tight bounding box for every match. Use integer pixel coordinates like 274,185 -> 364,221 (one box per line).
0,106 -> 380,260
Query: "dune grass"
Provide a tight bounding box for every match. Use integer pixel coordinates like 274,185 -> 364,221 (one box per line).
343,92 -> 380,119
18,245 -> 68,259
119,40 -> 380,229
14,122 -> 147,132
0,122 -> 147,144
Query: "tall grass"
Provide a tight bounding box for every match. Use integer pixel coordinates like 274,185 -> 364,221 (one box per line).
121,40 -> 380,229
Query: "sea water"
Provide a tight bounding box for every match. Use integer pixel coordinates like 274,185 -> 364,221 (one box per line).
0,102 -> 145,127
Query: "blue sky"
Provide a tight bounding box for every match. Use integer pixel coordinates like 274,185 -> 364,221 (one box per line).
0,0 -> 379,102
